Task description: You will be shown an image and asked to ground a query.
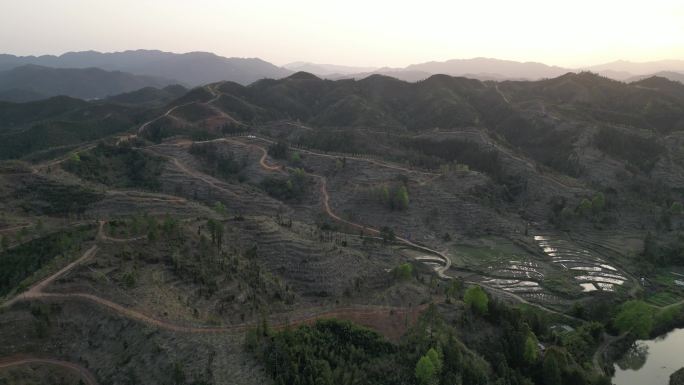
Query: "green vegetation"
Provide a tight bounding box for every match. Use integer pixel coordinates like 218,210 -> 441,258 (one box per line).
646,291 -> 681,307
380,226 -> 396,244
4,70 -> 684,384
0,98 -> 135,160
402,138 -> 504,179
64,143 -> 164,189
445,280 -> 463,304
558,322 -> 604,365
249,298 -> 610,385
415,348 -> 442,385
260,168 -> 308,201
392,263 -> 413,281
613,300 -> 654,338
522,332 -> 539,364
190,142 -> 247,181
247,315 -> 491,385
0,225 -> 94,296
374,184 -> 410,211
213,201 -> 227,215
206,219 -> 224,251
550,192 -> 614,228
642,232 -> 684,266
0,235 -> 8,251
18,180 -> 104,216
497,116 -> 582,176
464,286 -> 489,315
247,319 -> 403,385
595,127 -> 664,172
268,141 -> 290,159
166,220 -> 291,309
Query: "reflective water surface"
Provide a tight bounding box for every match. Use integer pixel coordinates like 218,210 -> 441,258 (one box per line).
612,328 -> 684,385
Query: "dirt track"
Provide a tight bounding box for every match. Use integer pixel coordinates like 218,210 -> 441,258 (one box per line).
180,136 -> 579,319
0,356 -> 98,385
232,139 -> 583,319
2,245 -> 98,310
2,220 -> 424,339
0,91 -> 583,378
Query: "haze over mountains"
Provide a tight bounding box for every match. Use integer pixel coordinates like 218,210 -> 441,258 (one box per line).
0,50 -> 683,102
0,50 -> 291,87
295,58 -> 684,82
0,65 -> 177,102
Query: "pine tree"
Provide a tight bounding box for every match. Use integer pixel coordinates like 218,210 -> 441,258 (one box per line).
394,185 -> 409,210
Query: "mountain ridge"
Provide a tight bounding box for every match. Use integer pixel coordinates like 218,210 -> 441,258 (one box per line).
0,50 -> 293,86
0,64 -> 179,102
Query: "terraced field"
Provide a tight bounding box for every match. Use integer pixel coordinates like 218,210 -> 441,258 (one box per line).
475,257 -> 567,306
534,234 -> 630,293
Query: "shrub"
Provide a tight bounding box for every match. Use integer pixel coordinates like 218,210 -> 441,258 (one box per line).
464,286 -> 489,315
613,300 -> 654,338
393,263 -> 413,281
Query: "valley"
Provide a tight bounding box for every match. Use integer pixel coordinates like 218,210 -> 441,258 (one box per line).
1,70 -> 684,384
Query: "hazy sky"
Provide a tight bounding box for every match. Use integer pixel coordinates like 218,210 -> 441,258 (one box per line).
1,0 -> 683,68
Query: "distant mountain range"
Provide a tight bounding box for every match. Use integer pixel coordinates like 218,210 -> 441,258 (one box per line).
0,64 -> 178,102
283,62 -> 377,75
0,50 -> 292,87
288,58 -> 684,83
0,51 -> 682,103
585,60 -> 684,79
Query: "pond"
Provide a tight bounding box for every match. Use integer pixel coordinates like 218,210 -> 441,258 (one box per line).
612,328 -> 684,385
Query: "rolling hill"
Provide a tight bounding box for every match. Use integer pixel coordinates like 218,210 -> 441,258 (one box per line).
3,68 -> 684,385
0,65 -> 178,102
628,71 -> 684,84
105,84 -> 188,106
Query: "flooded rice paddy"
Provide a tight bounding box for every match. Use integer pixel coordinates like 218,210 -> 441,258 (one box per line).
534,235 -> 626,292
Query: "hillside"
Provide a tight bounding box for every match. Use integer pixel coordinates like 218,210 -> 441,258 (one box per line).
2,71 -> 684,384
0,65 -> 178,102
105,84 -> 188,106
0,96 -> 149,159
628,71 -> 684,84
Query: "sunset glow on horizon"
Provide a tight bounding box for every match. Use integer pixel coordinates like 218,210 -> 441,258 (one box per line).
1,0 -> 683,68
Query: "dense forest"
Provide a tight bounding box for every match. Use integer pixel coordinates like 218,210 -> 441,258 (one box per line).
248,293 -> 613,385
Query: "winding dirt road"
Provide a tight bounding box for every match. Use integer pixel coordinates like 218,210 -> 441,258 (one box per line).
1,221 -> 421,337
2,245 -> 98,310
1,92 -> 587,377
0,356 -> 98,385
145,148 -> 241,199
0,223 -> 32,234
137,102 -> 194,134
230,139 -> 586,320
220,137 -> 455,278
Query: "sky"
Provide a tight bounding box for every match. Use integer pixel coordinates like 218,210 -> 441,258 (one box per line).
1,0 -> 683,68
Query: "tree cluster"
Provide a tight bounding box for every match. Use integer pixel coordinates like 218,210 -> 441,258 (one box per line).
375,184 -> 410,211
190,142 -> 246,181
